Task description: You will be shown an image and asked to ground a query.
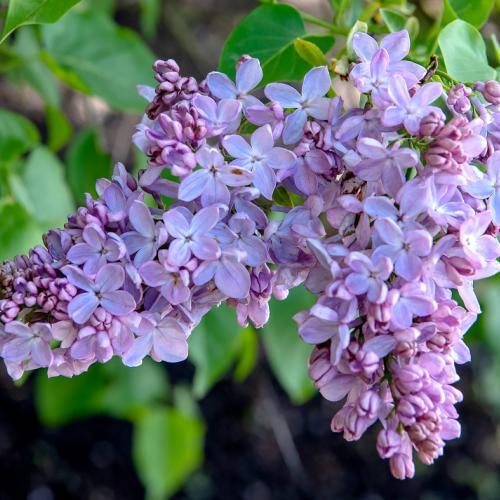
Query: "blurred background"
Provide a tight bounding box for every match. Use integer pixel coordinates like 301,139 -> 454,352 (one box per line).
0,0 -> 500,498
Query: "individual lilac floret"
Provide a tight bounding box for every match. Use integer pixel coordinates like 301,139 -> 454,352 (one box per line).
162,206 -> 221,266
350,30 -> 425,90
265,66 -> 331,144
123,313 -> 188,366
191,95 -> 242,136
207,57 -> 263,109
139,250 -> 191,305
121,200 -> 168,266
67,224 -> 126,275
62,264 -> 136,324
462,152 -> 500,224
178,146 -> 253,206
382,75 -> 444,134
2,322 -> 53,372
222,124 -> 296,199
344,252 -> 393,303
373,218 -> 432,281
353,137 -> 419,197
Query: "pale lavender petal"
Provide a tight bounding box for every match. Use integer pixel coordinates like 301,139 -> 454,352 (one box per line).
264,83 -> 302,107
306,97 -> 331,120
302,66 -> 331,100
2,337 -> 32,362
140,261 -> 169,287
178,169 -> 210,202
191,206 -> 220,234
214,258 -> 250,299
266,147 -> 296,170
68,292 -> 99,324
282,108 -> 307,145
153,321 -> 188,362
320,375 -> 355,401
192,95 -> 217,121
352,32 -> 378,62
168,239 -> 191,266
251,125 -> 274,154
192,260 -> 217,285
381,30 -> 410,61
163,209 -> 189,238
371,48 -> 389,82
218,98 -> 242,124
129,201 -> 155,238
31,338 -> 53,367
191,236 -> 220,261
345,272 -> 369,295
101,290 -> 136,316
96,264 -> 124,292
364,197 -> 397,218
376,218 -> 404,246
382,106 -> 406,127
364,335 -> 396,357
395,252 -> 421,281
206,71 -> 237,99
252,162 -> 276,199
222,134 -> 253,159
62,265 -> 95,292
412,82 -> 443,108
123,333 -> 154,367
236,57 -> 263,93
388,74 -> 410,108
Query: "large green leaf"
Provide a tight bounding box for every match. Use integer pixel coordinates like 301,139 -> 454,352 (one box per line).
438,20 -> 496,82
0,0 -> 81,44
189,305 -> 242,398
41,10 -> 155,112
35,358 -> 169,427
12,146 -> 74,228
261,286 -> 316,404
219,4 -> 333,84
0,200 -> 42,260
442,0 -> 494,28
9,27 -> 60,107
133,407 -> 205,500
0,109 -> 39,163
65,128 -> 112,205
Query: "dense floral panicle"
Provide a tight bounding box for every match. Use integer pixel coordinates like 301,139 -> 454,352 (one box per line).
2,29 -> 500,479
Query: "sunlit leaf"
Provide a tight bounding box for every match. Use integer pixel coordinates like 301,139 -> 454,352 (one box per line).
438,20 -> 496,82
442,0 -> 494,28
65,128 -> 112,205
261,286 -> 316,404
133,407 -> 205,500
41,10 -> 155,112
0,0 -> 81,44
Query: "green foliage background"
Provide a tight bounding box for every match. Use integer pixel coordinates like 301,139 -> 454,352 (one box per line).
0,0 -> 499,498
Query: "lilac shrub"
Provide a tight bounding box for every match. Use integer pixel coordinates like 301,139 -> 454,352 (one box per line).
1,29 -> 500,479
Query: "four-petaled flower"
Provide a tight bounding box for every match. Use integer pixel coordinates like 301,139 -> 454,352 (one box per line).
265,66 -> 331,144
63,264 -> 136,324
162,206 -> 221,266
222,124 -> 296,199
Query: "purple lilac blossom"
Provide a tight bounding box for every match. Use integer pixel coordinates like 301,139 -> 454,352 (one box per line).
1,29 -> 500,482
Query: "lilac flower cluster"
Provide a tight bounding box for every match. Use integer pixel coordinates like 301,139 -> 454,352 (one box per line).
1,29 -> 500,479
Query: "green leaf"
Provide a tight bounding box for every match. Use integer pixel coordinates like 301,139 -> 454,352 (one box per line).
189,305 -> 242,398
438,20 -> 496,82
0,200 -> 42,260
9,27 -> 60,107
41,10 -> 155,112
140,0 -> 161,38
65,128 -> 112,205
219,4 -> 304,79
219,3 -> 333,85
0,0 -> 82,44
133,407 -> 205,500
233,326 -> 258,382
260,34 -> 334,86
46,105 -> 72,151
0,109 -> 40,163
294,38 -> 327,67
380,8 -> 407,32
14,146 -> 74,228
261,286 -> 316,404
35,358 -> 169,427
442,0 -> 494,28
491,33 -> 500,66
